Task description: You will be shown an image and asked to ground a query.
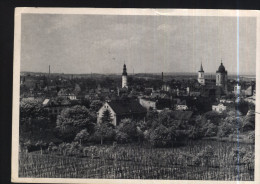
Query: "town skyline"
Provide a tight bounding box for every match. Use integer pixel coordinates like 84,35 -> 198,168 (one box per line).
21,14 -> 256,75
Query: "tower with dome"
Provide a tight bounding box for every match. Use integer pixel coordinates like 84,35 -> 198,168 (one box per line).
216,60 -> 228,91
122,64 -> 128,88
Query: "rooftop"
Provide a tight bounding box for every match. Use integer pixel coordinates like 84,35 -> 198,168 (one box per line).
108,99 -> 147,115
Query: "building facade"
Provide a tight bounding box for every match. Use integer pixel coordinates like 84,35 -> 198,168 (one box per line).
212,103 -> 227,113
198,63 -> 205,85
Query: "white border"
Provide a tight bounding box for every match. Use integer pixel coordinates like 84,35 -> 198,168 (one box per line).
12,8 -> 260,184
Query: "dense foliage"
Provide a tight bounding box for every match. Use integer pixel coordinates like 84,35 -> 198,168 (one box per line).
56,105 -> 95,141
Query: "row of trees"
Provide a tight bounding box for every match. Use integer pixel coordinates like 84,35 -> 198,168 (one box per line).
20,98 -> 255,150
54,107 -> 192,147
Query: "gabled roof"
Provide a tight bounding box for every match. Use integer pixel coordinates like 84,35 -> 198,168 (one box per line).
177,100 -> 186,105
45,98 -> 71,107
107,99 -> 147,115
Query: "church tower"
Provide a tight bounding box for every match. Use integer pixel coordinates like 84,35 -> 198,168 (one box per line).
122,64 -> 128,88
198,63 -> 205,85
216,60 -> 228,90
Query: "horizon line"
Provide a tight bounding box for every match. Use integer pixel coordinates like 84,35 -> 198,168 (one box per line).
20,71 -> 256,77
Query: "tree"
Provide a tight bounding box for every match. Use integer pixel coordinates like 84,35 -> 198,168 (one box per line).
94,122 -> 114,145
242,110 -> 255,132
20,98 -> 49,133
56,105 -> 95,141
35,140 -> 47,155
74,129 -> 90,145
90,100 -> 103,112
148,124 -> 171,147
146,109 -> 190,147
203,111 -> 226,126
217,121 -> 233,139
189,115 -> 205,139
237,100 -> 250,115
74,84 -> 81,94
101,109 -> 112,123
115,119 -> 138,143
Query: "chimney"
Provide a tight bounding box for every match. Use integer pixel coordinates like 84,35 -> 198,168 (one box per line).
49,65 -> 50,75
162,72 -> 164,82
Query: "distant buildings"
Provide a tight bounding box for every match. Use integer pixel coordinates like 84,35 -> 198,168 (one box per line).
176,100 -> 188,111
212,103 -> 227,113
58,89 -> 77,100
20,60 -> 256,127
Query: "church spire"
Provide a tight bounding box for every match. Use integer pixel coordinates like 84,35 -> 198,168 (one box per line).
198,62 -> 205,85
199,62 -> 204,72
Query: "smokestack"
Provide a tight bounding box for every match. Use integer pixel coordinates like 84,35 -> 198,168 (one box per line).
49,65 -> 50,75
162,72 -> 164,82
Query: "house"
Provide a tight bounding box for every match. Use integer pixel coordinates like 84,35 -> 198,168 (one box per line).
212,103 -> 226,113
58,89 -> 77,100
219,99 -> 233,104
43,98 -> 72,117
176,100 -> 188,110
97,99 -> 147,126
139,98 -> 157,110
139,98 -> 171,111
144,88 -> 153,96
162,84 -> 171,92
243,85 -> 255,96
189,91 -> 201,97
244,95 -> 256,105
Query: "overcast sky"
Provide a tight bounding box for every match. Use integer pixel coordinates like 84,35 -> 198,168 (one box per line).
21,14 -> 256,75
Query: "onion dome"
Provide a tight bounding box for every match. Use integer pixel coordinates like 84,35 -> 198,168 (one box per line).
217,61 -> 227,73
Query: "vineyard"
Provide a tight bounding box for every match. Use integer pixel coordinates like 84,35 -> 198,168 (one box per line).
19,140 -> 254,180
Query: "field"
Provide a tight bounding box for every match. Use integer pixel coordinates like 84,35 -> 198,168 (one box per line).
19,140 -> 254,180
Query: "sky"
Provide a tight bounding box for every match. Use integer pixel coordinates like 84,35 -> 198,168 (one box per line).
21,14 -> 256,75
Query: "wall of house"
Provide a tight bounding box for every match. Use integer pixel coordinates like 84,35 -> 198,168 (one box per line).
97,102 -> 117,126
176,105 -> 188,110
212,104 -> 226,112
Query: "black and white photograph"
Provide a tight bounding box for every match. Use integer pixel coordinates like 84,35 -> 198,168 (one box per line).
12,8 -> 260,183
